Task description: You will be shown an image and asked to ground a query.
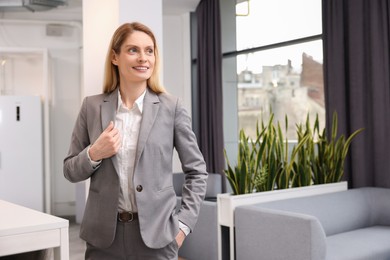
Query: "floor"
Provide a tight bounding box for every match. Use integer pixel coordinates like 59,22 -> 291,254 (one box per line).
68,220 -> 86,260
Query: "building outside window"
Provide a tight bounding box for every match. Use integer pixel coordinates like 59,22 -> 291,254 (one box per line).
235,0 -> 324,140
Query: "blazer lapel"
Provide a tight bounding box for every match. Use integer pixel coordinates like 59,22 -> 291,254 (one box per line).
101,89 -> 119,173
101,90 -> 118,130
135,88 -> 160,166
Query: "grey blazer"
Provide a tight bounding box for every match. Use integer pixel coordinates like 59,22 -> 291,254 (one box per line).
63,87 -> 208,249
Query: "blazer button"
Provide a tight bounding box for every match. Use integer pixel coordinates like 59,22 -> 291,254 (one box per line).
136,185 -> 143,192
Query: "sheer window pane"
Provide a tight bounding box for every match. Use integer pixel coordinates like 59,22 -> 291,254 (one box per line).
236,0 -> 322,50
237,40 -> 325,140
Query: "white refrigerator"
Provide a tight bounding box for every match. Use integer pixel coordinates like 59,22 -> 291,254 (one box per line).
0,95 -> 44,211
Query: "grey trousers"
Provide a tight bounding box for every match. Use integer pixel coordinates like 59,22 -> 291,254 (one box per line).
85,220 -> 179,260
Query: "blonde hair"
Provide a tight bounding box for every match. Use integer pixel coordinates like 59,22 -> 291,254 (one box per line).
102,22 -> 166,94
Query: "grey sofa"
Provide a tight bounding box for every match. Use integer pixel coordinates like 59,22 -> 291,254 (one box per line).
173,172 -> 223,260
234,187 -> 390,260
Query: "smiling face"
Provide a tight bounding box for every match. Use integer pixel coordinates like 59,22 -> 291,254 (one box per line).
111,30 -> 155,86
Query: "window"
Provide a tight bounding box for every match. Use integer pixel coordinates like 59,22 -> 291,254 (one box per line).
234,0 -> 324,140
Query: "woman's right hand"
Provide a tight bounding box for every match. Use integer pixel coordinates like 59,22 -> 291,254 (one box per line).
89,121 -> 121,161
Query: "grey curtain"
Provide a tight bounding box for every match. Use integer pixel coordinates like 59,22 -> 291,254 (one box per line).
322,0 -> 390,188
195,0 -> 226,190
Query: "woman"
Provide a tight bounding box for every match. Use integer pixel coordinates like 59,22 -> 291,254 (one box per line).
64,22 -> 208,260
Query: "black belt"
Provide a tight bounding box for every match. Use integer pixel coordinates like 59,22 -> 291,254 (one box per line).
118,212 -> 138,222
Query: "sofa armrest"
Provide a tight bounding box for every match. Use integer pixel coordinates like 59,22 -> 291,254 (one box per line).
235,206 -> 327,260
178,199 -> 219,260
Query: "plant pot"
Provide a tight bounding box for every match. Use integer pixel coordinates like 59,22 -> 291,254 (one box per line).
217,181 -> 348,260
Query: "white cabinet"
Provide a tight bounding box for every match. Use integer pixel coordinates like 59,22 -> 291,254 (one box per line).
0,95 -> 44,211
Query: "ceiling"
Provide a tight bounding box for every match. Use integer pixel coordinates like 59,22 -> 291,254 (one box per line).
0,0 -> 200,21
162,0 -> 200,15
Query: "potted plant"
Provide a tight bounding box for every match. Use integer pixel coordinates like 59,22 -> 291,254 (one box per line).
224,111 -> 363,194
308,112 -> 364,184
217,111 -> 363,260
224,114 -> 310,195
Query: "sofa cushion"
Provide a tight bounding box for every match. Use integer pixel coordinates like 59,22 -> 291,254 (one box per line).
326,226 -> 390,260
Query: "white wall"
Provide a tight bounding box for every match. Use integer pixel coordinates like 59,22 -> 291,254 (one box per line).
163,13 -> 193,171
82,0 -> 119,97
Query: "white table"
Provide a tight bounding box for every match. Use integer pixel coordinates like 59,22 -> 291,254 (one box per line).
0,200 -> 69,259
